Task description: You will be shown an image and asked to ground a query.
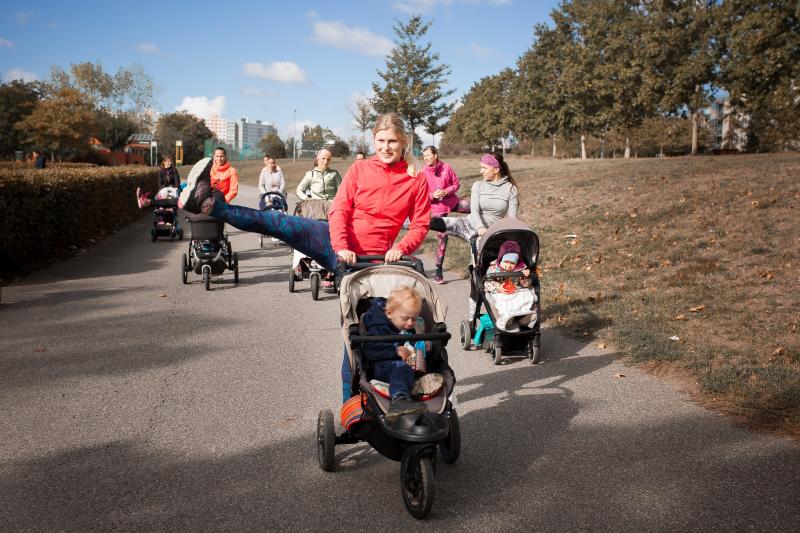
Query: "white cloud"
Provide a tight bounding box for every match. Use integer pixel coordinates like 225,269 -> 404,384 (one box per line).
469,41 -> 493,58
312,20 -> 392,57
4,68 -> 37,82
0,37 -> 13,48
243,62 -> 308,83
307,10 -> 318,18
175,95 -> 226,120
135,42 -> 161,54
16,10 -> 34,26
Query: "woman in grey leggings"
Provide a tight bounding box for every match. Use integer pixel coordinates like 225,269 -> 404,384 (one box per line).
429,152 -> 519,316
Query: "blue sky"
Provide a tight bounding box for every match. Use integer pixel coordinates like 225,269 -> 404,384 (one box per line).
0,0 -> 559,143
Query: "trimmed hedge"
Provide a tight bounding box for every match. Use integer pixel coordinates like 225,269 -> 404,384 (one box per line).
0,166 -> 158,275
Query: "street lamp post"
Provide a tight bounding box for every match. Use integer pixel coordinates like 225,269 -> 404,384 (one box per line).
292,109 -> 297,163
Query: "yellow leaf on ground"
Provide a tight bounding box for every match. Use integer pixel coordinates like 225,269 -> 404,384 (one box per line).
159,293 -> 168,298
689,305 -> 705,312
596,343 -> 607,349
773,347 -> 785,356
614,373 -> 626,378
674,314 -> 686,321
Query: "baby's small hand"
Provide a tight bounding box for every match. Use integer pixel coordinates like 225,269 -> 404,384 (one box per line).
396,346 -> 412,361
523,268 -> 530,277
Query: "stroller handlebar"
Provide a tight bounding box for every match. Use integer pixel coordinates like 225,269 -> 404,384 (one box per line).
335,255 -> 424,277
484,270 -> 526,280
349,331 -> 451,345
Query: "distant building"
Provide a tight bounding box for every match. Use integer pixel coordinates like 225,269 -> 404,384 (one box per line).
239,117 -> 277,152
708,99 -> 749,152
206,115 -> 239,148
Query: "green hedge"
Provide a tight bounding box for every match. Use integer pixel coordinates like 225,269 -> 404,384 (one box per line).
0,166 -> 158,275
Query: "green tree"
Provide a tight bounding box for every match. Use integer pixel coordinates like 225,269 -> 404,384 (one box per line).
718,0 -> 800,151
258,132 -> 286,159
372,15 -> 455,148
95,110 -> 140,151
15,88 -> 97,160
0,79 -> 41,158
155,112 -> 213,164
643,0 -> 719,155
329,139 -> 351,158
443,69 -> 515,150
301,124 -> 336,151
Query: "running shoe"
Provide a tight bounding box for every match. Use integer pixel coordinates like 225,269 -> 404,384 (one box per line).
385,394 -> 427,422
178,157 -> 213,213
433,274 -> 445,284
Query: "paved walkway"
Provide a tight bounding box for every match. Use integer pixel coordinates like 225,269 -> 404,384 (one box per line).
1,185 -> 798,531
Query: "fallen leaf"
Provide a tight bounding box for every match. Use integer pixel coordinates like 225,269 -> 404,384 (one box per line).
773,347 -> 785,356
759,271 -> 774,280
669,335 -> 680,341
614,373 -> 626,379
159,293 -> 168,298
689,305 -> 705,313
34,346 -> 46,353
596,343 -> 607,349
751,200 -> 760,208
674,314 -> 686,321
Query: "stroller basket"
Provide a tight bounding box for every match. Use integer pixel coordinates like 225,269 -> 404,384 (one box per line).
186,213 -> 224,241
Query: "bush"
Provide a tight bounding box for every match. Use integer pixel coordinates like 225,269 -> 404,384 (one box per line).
0,165 -> 158,275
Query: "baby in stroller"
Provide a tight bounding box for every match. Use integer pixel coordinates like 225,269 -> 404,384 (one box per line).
362,286 -> 430,421
484,240 -> 536,332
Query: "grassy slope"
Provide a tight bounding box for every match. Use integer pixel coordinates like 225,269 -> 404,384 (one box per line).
204,154 -> 799,435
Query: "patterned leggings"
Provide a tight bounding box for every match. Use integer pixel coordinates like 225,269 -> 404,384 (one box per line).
210,201 -> 337,271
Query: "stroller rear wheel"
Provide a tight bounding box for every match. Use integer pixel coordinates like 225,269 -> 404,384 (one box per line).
150,229 -> 157,242
317,409 -> 335,472
529,342 -> 541,364
401,447 -> 435,519
492,346 -> 502,365
181,253 -> 189,285
288,266 -> 296,293
232,252 -> 239,283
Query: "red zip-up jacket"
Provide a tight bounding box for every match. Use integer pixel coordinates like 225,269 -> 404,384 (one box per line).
328,156 -> 430,256
211,162 -> 239,202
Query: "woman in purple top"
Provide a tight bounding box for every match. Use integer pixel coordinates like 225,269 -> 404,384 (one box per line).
421,146 -> 465,283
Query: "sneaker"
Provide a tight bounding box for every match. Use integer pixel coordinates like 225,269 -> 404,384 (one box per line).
433,267 -> 445,284
385,394 -> 427,421
178,157 -> 213,213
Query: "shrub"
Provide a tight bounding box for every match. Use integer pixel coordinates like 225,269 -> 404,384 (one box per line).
0,165 -> 158,274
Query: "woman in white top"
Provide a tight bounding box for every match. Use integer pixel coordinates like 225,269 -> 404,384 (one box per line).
258,156 -> 287,210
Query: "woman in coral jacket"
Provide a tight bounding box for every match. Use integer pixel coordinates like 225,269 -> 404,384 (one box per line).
184,112 -> 430,272
210,146 -> 239,202
181,112 -> 430,401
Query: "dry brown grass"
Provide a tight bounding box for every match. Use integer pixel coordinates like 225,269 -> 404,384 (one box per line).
418,153 -> 800,436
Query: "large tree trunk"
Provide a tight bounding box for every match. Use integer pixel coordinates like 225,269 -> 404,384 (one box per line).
580,134 -> 587,160
624,137 -> 631,158
551,134 -> 557,158
691,110 -> 699,155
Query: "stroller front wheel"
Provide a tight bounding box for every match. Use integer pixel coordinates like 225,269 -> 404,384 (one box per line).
440,408 -> 461,464
401,447 -> 435,519
317,409 -> 335,472
310,273 -> 321,301
202,265 -> 211,291
459,320 -> 472,350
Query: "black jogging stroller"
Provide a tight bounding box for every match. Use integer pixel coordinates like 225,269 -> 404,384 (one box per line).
180,212 -> 239,290
459,218 -> 542,365
316,256 -> 460,519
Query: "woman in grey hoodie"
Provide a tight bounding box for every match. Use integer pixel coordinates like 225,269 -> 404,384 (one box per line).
429,151 -> 519,316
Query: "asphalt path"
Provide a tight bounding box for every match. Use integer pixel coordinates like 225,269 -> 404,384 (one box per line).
1,184 -> 798,532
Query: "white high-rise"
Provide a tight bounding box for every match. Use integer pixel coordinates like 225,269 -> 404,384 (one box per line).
206,115 -> 239,149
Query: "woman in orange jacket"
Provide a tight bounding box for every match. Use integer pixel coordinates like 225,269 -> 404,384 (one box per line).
210,147 -> 238,202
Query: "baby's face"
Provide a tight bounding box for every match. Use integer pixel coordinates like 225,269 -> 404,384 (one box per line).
500,259 -> 517,271
387,302 -> 421,331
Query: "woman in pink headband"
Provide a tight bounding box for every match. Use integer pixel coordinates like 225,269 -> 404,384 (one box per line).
428,151 -> 519,315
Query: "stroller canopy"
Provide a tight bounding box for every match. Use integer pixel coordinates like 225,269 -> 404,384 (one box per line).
476,218 -> 539,268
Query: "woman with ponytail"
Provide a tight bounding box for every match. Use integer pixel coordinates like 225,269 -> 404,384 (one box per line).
179,112 -> 431,401
428,151 -> 519,315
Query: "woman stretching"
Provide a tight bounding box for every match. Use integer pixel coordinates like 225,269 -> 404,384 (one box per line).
178,113 -> 431,401
429,151 -> 519,317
